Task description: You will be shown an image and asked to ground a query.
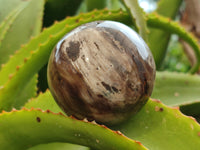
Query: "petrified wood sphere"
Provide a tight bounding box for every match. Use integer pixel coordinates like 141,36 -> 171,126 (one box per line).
47,21 -> 156,125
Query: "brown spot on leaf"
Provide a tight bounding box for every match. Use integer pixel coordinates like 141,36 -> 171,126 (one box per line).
155,106 -> 164,112
159,107 -> 164,112
36,117 -> 41,122
96,139 -> 100,143
174,92 -> 179,97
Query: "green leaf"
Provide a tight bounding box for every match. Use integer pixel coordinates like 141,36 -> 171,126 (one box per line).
148,0 -> 182,68
120,0 -> 148,42
0,3 -> 26,47
27,71 -> 200,115
113,99 -> 200,150
86,0 -> 107,11
152,71 -> 200,107
0,109 -> 147,150
0,9 -> 131,111
1,9 -> 199,111
0,0 -> 45,66
25,90 -> 64,114
26,91 -> 200,150
147,13 -> 200,74
152,71 -> 200,117
12,75 -> 37,109
26,91 -> 88,150
0,0 -> 45,109
29,142 -> 89,150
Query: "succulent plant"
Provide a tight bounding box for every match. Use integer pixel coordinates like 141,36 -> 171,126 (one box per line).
0,0 -> 200,150
47,20 -> 156,125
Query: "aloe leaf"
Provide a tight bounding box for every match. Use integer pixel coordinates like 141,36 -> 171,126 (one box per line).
12,75 -> 38,109
147,13 -> 200,74
26,71 -> 200,115
152,71 -> 200,107
86,0 -> 107,11
112,99 -> 200,150
25,90 -> 63,113
0,109 -> 147,150
148,0 -> 182,68
26,90 -> 200,150
1,9 -> 199,111
106,0 -> 125,10
0,3 -> 26,47
0,9 -> 131,111
0,0 -> 44,108
0,9 -> 130,86
0,0 -> 44,66
29,143 -> 89,150
120,0 -> 148,42
25,91 -> 90,150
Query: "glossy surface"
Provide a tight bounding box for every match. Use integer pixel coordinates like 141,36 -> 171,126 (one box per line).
47,21 -> 156,125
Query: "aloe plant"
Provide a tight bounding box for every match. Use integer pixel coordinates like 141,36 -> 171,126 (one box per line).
0,0 -> 200,149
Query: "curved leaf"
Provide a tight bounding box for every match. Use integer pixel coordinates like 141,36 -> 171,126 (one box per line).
0,109 -> 147,150
148,0 -> 182,68
25,90 -> 200,150
152,71 -> 200,107
29,142 -> 89,150
1,9 -> 199,112
25,90 -> 63,113
0,0 -> 44,66
147,13 -> 200,74
121,0 -> 148,42
113,99 -> 200,150
0,3 -> 27,47
26,71 -> 200,115
0,9 -> 131,111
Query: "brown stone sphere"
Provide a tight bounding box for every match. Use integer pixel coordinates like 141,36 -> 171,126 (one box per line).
47,21 -> 156,125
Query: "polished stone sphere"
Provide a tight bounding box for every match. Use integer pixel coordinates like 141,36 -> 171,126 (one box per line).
47,21 -> 156,125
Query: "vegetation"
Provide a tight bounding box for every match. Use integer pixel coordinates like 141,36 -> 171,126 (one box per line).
0,0 -> 200,149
